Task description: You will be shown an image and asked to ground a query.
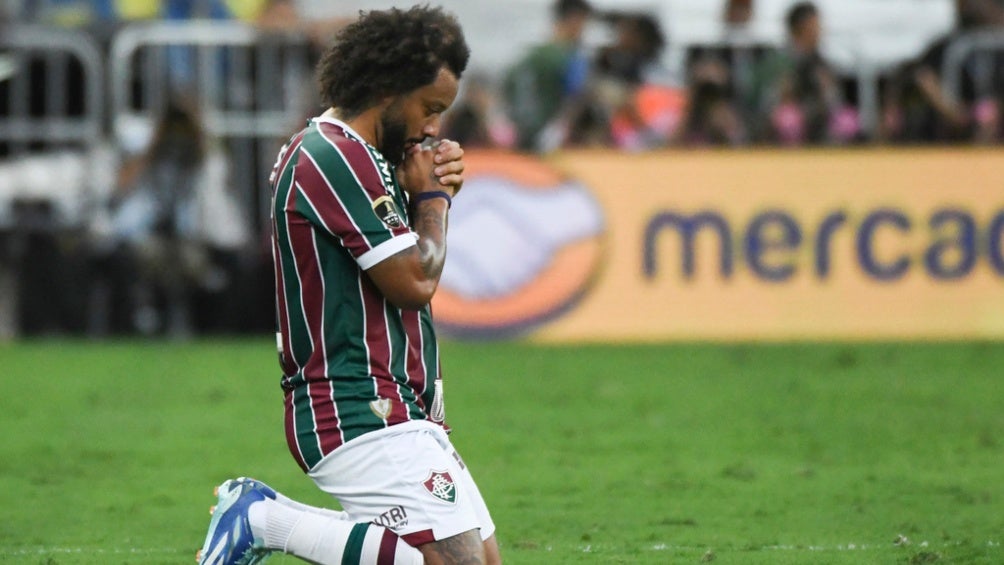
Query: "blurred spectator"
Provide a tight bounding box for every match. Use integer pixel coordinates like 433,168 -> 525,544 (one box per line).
747,2 -> 857,145
502,0 -> 593,152
441,73 -> 516,149
676,55 -> 746,146
882,0 -> 1004,143
90,97 -> 249,336
594,12 -> 665,86
677,0 -> 759,146
724,0 -> 753,28
589,11 -> 673,150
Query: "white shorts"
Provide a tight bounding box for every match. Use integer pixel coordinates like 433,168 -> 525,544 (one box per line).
307,420 -> 496,547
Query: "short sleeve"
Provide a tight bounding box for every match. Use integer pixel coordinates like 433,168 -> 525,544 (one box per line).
292,129 -> 416,269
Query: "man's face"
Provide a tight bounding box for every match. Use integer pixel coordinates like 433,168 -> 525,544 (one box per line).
566,12 -> 590,41
725,0 -> 752,26
794,14 -> 821,51
378,67 -> 459,165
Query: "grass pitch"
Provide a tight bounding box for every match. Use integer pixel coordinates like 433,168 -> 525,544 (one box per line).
1,340 -> 1001,564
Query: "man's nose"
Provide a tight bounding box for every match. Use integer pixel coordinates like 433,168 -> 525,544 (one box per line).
423,116 -> 441,138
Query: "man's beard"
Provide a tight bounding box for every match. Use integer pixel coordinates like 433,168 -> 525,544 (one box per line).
379,106 -> 408,166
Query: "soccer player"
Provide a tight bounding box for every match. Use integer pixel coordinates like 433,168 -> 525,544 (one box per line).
196,6 -> 500,565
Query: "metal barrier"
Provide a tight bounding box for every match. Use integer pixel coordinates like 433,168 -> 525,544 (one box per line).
0,25 -> 104,153
108,22 -> 315,225
942,29 -> 1004,102
0,25 -> 107,338
0,25 -> 107,229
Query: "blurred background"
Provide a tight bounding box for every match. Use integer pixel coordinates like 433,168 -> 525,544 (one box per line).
1,0 -> 1003,341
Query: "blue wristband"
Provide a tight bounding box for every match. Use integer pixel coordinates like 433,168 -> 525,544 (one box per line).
414,190 -> 452,209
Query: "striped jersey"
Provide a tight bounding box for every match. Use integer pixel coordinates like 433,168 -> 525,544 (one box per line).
269,116 -> 443,472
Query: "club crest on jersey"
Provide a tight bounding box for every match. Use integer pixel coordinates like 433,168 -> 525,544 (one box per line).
372,196 -> 403,229
422,470 -> 457,504
370,397 -> 393,420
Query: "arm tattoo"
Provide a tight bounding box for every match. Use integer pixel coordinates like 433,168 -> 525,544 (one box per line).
421,531 -> 485,565
414,200 -> 449,280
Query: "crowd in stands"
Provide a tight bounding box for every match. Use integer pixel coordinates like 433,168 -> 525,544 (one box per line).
6,0 -> 1004,151
1,0 -> 1003,338
450,0 -> 1004,150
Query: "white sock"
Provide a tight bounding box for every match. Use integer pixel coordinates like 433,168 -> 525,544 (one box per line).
248,499 -> 423,565
271,490 -> 349,521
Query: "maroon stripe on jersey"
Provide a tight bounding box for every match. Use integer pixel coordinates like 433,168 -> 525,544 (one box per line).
288,211 -> 343,455
401,529 -> 435,548
315,122 -> 392,200
360,276 -> 410,425
377,529 -> 398,565
295,151 -> 370,253
402,309 -> 428,411
284,391 -> 309,472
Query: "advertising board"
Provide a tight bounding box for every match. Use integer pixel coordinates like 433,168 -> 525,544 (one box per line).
435,149 -> 1004,341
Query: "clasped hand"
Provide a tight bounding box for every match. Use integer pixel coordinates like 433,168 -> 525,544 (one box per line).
400,138 -> 465,198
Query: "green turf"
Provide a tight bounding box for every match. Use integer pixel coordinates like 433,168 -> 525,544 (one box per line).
1,340 -> 1001,564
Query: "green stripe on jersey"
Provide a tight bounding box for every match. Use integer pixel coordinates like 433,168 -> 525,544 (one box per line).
273,155 -> 313,377
341,523 -> 371,565
384,307 -> 425,420
420,308 -> 439,411
386,306 -> 408,386
328,374 -> 386,440
309,229 -> 369,378
291,381 -> 323,469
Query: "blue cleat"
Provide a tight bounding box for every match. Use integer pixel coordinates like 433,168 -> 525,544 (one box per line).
196,477 -> 277,565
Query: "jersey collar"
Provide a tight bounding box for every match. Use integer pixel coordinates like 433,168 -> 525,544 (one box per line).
311,115 -> 375,149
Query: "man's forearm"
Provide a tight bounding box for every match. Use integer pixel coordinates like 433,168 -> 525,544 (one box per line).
413,198 -> 450,280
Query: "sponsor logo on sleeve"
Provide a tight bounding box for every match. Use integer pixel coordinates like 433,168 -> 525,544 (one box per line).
372,196 -> 403,229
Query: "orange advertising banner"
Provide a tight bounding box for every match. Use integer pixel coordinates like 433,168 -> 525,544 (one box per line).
433,148 -> 1004,341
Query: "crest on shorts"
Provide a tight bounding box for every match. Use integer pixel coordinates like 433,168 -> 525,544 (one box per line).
422,470 -> 457,504
370,397 -> 392,420
372,195 -> 403,229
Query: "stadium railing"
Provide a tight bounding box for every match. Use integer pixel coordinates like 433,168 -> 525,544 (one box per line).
0,25 -> 106,230
108,21 -> 314,224
0,26 -> 108,338
942,29 -> 1004,102
0,25 -> 104,155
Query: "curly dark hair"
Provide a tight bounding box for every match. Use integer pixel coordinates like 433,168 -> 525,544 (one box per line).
317,5 -> 470,118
